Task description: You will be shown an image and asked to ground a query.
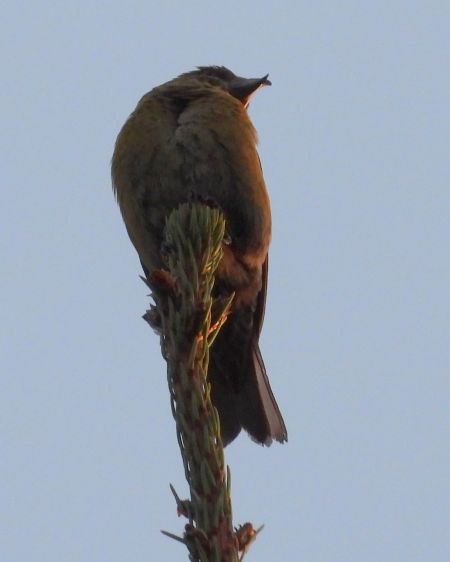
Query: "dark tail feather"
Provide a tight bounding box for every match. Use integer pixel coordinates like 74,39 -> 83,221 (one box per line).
208,307 -> 287,446
209,364 -> 242,446
237,341 -> 287,445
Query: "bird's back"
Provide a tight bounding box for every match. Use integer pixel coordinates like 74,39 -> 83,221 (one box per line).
112,81 -> 271,279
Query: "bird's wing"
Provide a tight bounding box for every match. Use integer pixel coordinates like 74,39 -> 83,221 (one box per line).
254,255 -> 268,337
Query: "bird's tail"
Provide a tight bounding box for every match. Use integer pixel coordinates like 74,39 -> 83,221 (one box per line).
208,308 -> 287,446
237,341 -> 287,445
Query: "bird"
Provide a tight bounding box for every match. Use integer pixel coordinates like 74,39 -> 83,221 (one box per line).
112,66 -> 287,446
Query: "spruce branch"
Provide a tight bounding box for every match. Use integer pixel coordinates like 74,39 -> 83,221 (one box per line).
145,203 -> 260,561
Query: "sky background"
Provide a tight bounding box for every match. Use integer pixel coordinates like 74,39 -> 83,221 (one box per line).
1,2 -> 449,561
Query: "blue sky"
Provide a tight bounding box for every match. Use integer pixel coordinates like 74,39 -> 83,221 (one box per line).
1,2 -> 449,561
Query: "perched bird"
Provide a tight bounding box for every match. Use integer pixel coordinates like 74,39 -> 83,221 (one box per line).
112,66 -> 287,446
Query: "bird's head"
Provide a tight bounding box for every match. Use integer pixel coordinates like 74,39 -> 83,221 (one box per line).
183,66 -> 271,108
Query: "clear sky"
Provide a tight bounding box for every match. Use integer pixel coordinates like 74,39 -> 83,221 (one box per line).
1,2 -> 449,561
